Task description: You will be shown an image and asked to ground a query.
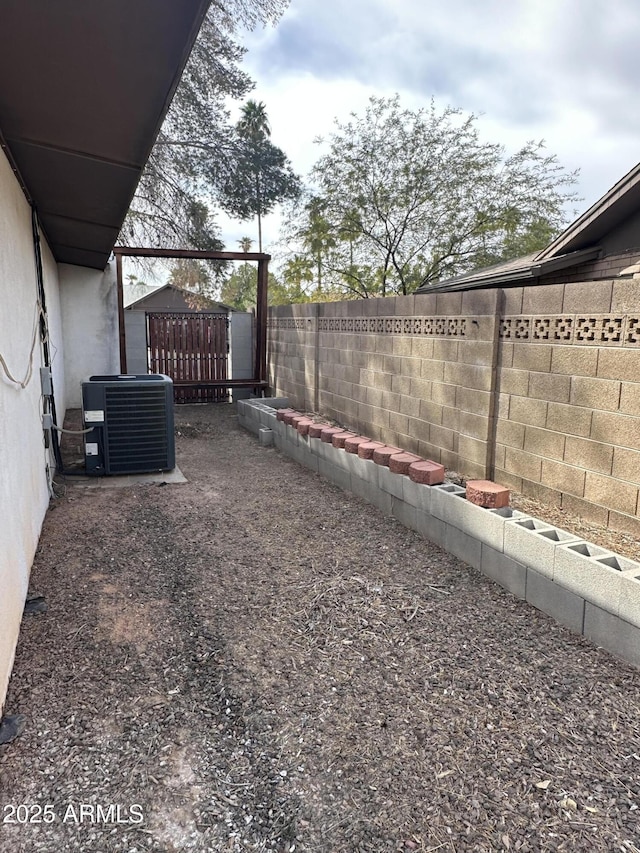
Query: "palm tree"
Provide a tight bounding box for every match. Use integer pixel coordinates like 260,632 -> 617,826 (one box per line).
237,101 -> 270,251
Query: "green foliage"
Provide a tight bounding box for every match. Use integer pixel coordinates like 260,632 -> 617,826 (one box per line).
121,1 -> 291,248
285,95 -> 579,297
219,100 -> 302,251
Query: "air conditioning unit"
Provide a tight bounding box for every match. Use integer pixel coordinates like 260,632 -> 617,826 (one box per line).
82,374 -> 175,476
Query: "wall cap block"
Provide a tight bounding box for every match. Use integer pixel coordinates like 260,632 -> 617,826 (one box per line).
467,480 -> 510,508
357,440 -> 386,459
389,453 -> 423,475
408,460 -> 446,485
344,435 -> 371,453
373,446 -> 403,466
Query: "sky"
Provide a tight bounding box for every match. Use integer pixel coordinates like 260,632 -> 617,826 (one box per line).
218,0 -> 640,254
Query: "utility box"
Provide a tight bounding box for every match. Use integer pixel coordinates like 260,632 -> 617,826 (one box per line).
82,374 -> 175,475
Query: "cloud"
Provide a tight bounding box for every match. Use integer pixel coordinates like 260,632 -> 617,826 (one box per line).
221,0 -> 640,251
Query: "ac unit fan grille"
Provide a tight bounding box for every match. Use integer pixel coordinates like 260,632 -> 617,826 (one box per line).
105,385 -> 170,474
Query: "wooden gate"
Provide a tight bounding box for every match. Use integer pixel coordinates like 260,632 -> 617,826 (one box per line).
147,312 -> 229,403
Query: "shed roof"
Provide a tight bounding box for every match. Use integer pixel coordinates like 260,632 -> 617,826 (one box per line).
0,0 -> 210,270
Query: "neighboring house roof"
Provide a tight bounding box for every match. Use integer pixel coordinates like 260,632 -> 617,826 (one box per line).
125,283 -> 234,312
417,161 -> 640,293
0,0 -> 210,270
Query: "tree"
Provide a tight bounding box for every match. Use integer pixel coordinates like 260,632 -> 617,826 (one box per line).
294,95 -> 579,296
218,100 -> 302,251
120,0 -> 291,248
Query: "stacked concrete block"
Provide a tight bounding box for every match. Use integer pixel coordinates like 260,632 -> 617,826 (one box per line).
239,395 -> 640,670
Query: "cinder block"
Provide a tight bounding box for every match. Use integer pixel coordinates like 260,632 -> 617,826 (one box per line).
466,480 -> 509,509
509,397 -> 549,428
584,472 -> 639,516
570,376 -> 621,412
480,546 -> 527,599
528,372 -> 571,403
619,383 -> 640,417
391,497 -> 419,532
564,437 -> 613,476
259,397 -> 289,408
540,459 -> 586,497
596,348 -> 639,382
258,428 -> 274,447
495,419 -> 525,450
504,447 -> 542,482
546,402 -> 592,437
377,465 -> 404,500
350,474 -> 392,516
618,564 -> 640,628
553,541 -> 630,613
402,479 -> 433,514
345,451 -> 377,483
524,426 -> 565,461
486,507 -> 530,550
583,603 -> 640,669
317,457 -> 351,493
504,518 -> 582,578
551,346 -> 598,377
430,484 -> 467,524
525,568 -> 585,634
444,524 -> 482,569
415,509 -> 446,547
512,343 -> 553,373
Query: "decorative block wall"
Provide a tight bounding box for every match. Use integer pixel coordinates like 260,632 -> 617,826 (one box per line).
267,278 -> 640,534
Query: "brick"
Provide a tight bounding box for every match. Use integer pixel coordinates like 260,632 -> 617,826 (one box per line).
372,445 -> 403,466
524,426 -> 565,460
332,431 -> 356,449
283,410 -> 302,425
495,419 -> 525,449
504,447 -> 542,482
499,368 -> 530,396
570,376 -> 621,411
551,346 -> 598,377
583,603 -> 640,669
584,472 -> 638,516
509,396 -> 548,427
320,426 -> 345,443
528,372 -> 571,403
619,383 -> 640,417
307,422 -> 328,438
481,546 -> 527,599
547,402 -> 592,437
563,280 -> 612,313
591,411 -> 640,451
597,348 -> 640,382
466,480 -> 510,508
525,568 -> 585,634
512,344 -> 553,373
409,460 -> 445,485
564,437 -> 613,475
357,440 -> 385,459
389,452 -> 423,475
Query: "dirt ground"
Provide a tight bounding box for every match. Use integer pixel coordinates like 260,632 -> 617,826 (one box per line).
1,402 -> 640,853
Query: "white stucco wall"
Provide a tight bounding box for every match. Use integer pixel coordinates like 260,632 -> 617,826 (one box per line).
59,262 -> 119,408
0,149 -> 62,713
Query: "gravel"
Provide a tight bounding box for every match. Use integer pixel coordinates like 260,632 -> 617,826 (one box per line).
1,402 -> 640,852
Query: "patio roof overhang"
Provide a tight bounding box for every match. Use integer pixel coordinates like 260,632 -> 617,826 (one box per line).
0,0 -> 210,270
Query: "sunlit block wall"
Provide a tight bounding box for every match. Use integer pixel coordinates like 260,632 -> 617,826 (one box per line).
268,280 -> 640,538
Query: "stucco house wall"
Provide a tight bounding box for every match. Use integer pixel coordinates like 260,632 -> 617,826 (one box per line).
0,149 -> 63,710
59,262 -> 119,408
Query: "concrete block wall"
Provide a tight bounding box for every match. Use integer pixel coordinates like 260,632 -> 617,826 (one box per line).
268,291 -> 500,480
495,278 -> 640,536
239,398 -> 640,669
268,277 -> 640,535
